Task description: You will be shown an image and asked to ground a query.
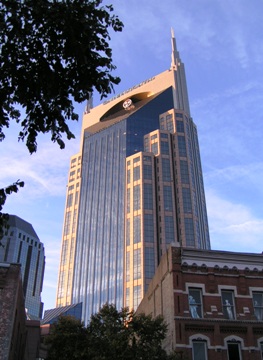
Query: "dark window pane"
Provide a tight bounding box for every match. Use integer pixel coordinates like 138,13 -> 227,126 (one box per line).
227,343 -> 241,360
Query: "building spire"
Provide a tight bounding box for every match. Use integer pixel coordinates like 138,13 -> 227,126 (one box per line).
171,27 -> 180,69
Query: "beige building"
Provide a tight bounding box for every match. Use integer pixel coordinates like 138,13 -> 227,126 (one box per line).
124,105 -> 210,309
56,31 -> 210,324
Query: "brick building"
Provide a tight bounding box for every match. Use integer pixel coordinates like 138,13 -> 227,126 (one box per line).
137,246 -> 263,360
0,263 -> 27,360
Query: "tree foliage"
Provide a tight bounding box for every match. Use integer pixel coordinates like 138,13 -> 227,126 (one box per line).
45,316 -> 88,360
45,304 -> 176,360
0,0 -> 123,233
0,0 -> 123,153
0,180 -> 24,242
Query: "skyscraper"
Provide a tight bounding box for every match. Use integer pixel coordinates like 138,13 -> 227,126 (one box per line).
0,215 -> 45,319
56,31 -> 210,324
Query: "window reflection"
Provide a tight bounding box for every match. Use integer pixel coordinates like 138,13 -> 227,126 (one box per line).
253,292 -> 263,320
221,290 -> 235,319
188,289 -> 202,318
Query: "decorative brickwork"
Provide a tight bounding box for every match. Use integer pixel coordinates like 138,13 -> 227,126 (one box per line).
137,246 -> 263,359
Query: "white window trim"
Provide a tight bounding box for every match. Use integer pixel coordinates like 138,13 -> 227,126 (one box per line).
189,334 -> 210,347
218,285 -> 238,296
188,288 -> 203,318
221,289 -> 236,320
224,335 -> 244,348
190,335 -> 209,360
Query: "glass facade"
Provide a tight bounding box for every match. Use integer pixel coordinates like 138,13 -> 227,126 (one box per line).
72,89 -> 173,324
0,215 -> 45,319
58,34 -> 211,320
124,112 -> 210,309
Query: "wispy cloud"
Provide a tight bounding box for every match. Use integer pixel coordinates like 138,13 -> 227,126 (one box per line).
205,162 -> 263,194
0,136 -> 80,199
193,80 -> 263,110
206,189 -> 263,253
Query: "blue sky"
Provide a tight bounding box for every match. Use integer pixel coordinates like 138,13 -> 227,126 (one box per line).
1,0 -> 263,312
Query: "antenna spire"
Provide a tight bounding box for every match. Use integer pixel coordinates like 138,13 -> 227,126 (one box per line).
84,93 -> 93,114
171,28 -> 180,68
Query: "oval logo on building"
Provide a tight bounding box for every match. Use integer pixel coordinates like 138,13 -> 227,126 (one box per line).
123,98 -> 133,110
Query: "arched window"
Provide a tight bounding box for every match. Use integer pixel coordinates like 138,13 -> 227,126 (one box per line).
192,340 -> 207,360
257,338 -> 263,360
190,335 -> 209,360
224,336 -> 243,360
227,341 -> 241,360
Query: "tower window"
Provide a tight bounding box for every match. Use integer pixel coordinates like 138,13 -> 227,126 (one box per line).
163,186 -> 173,211
164,216 -> 175,244
182,187 -> 192,213
176,120 -> 184,133
133,185 -> 141,211
151,142 -> 158,155
126,251 -> 130,282
145,247 -> 155,278
127,188 -> 130,213
161,141 -> 169,155
178,136 -> 187,157
133,285 -> 141,310
180,160 -> 189,184
144,214 -> 154,243
144,183 -> 153,210
133,166 -> 140,181
184,218 -> 195,247
133,215 -> 141,244
143,164 -> 152,180
66,193 -> 73,208
162,158 -> 171,181
160,133 -> 168,139
133,249 -> 141,280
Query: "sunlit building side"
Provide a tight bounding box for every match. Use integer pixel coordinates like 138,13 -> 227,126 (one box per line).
57,31 -> 210,324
